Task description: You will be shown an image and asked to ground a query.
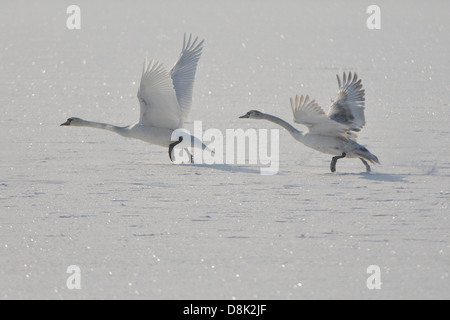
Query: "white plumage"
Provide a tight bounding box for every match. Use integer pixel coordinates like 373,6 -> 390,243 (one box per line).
328,72 -> 366,131
138,35 -> 204,129
240,72 -> 379,172
61,34 -> 205,162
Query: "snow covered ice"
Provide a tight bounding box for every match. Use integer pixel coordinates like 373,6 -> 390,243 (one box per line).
0,0 -> 449,299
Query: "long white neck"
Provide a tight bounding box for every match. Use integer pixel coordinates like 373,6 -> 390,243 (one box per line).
75,119 -> 130,138
259,113 -> 304,141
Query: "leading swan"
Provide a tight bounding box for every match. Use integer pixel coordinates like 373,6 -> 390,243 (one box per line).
61,34 -> 205,162
240,72 -> 379,172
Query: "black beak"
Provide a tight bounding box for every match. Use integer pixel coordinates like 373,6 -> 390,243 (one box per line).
239,114 -> 250,119
60,120 -> 71,126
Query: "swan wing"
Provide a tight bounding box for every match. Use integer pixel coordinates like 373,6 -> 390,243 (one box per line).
169,34 -> 204,124
137,58 -> 182,129
290,94 -> 352,136
327,72 -> 365,131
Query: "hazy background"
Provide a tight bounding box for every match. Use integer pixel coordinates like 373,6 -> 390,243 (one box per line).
0,0 -> 448,299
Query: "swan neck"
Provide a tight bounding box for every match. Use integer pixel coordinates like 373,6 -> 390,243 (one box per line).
77,119 -> 128,136
260,113 -> 302,139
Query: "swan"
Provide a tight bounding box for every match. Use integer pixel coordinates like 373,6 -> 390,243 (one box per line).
240,72 -> 379,172
61,34 -> 206,162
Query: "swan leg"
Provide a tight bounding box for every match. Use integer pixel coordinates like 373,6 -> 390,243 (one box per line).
360,158 -> 371,172
168,136 -> 183,162
185,148 -> 194,164
330,152 -> 346,172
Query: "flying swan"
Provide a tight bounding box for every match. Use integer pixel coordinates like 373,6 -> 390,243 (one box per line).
61,34 -> 205,162
240,72 -> 379,172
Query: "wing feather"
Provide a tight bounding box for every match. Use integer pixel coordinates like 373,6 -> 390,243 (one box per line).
290,94 -> 351,137
137,58 -> 181,129
327,72 -> 366,131
169,34 -> 204,124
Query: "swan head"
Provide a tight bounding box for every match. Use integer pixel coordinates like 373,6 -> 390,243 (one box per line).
60,117 -> 83,126
239,110 -> 264,119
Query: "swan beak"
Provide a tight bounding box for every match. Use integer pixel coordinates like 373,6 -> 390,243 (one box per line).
60,120 -> 71,126
239,113 -> 250,119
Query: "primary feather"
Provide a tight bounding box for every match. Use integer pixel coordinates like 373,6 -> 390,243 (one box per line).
290,94 -> 355,140
138,59 -> 181,129
327,72 -> 366,131
138,34 -> 204,129
170,34 -> 205,123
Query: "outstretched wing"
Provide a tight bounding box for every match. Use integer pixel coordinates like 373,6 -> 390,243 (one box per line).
327,72 -> 365,131
290,94 -> 352,137
169,34 -> 204,124
137,58 -> 181,129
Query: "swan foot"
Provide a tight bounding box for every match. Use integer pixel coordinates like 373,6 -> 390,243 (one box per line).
184,148 -> 194,164
360,158 -> 371,172
169,136 -> 183,162
330,152 -> 346,172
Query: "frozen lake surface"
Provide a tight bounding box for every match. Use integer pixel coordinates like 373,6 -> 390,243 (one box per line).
0,0 -> 449,299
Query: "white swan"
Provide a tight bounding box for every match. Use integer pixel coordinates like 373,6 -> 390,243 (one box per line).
240,72 -> 379,172
61,34 -> 205,162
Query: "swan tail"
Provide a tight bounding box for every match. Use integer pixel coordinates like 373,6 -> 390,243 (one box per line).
354,146 -> 379,164
190,136 -> 215,154
201,142 -> 215,154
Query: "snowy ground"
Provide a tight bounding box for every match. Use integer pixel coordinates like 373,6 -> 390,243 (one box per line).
0,0 -> 449,299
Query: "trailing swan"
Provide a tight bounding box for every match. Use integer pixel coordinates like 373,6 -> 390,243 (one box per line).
240,72 -> 379,172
